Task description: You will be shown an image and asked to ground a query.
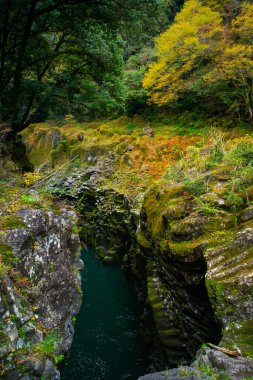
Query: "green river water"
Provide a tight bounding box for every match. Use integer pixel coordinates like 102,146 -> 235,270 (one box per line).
61,249 -> 147,380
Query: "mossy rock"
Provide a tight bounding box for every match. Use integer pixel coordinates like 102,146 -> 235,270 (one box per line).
170,213 -> 207,242
136,228 -> 151,249
0,216 -> 26,231
0,241 -> 15,264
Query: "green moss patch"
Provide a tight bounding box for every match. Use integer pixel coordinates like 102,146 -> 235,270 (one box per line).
0,216 -> 26,231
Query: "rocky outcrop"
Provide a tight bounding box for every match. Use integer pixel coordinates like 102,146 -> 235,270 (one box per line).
196,347 -> 253,380
0,208 -> 82,379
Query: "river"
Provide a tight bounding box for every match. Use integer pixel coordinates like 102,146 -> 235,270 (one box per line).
61,248 -> 147,380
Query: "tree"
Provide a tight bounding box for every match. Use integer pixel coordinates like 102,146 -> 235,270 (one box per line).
0,0 -> 166,135
124,48 -> 155,116
204,3 -> 253,125
123,0 -> 183,116
143,0 -> 253,125
143,0 -> 223,105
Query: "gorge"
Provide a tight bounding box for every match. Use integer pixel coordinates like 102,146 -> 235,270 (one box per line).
1,118 -> 252,379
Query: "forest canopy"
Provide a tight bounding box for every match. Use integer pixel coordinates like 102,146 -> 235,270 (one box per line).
1,0 -> 252,137
0,0 -> 169,133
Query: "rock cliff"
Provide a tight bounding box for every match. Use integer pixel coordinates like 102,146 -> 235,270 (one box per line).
0,208 -> 82,379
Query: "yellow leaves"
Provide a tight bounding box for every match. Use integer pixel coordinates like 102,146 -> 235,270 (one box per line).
143,0 -> 222,106
205,43 -> 253,84
23,172 -> 43,186
143,0 -> 253,110
1,188 -> 20,214
232,3 -> 253,41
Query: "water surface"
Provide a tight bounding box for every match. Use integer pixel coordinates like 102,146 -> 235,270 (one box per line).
61,249 -> 146,380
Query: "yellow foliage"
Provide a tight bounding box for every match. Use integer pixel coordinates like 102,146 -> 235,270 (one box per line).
143,0 -> 223,105
203,3 -> 253,112
23,172 -> 43,186
232,3 -> 253,41
143,0 -> 253,121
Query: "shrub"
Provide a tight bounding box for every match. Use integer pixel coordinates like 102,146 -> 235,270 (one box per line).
0,262 -> 11,278
0,242 -> 15,264
224,191 -> 244,209
20,194 -> 37,204
195,198 -> 217,216
23,172 -> 43,186
225,141 -> 253,167
185,178 -> 207,196
64,114 -> 75,124
34,330 -> 59,360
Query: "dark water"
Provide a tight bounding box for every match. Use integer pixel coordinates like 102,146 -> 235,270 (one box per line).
61,249 -> 147,380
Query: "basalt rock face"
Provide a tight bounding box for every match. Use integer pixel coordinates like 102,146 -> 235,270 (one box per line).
138,221 -> 221,367
51,173 -> 218,369
50,170 -> 136,265
77,187 -> 135,264
138,367 -> 210,380
0,208 -> 82,379
138,177 -> 253,377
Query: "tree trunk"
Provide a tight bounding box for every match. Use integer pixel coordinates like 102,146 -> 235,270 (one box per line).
10,0 -> 36,127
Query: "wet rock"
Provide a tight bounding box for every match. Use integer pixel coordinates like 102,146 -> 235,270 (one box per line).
199,192 -> 225,207
52,130 -> 61,149
0,293 -> 6,316
78,187 -> 133,264
240,206 -> 253,222
125,145 -> 133,152
43,359 -> 60,379
20,356 -> 44,376
170,213 -> 207,241
108,152 -> 115,159
123,154 -> 133,166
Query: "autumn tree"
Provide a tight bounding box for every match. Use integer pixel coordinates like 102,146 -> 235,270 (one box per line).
204,3 -> 253,124
143,0 -> 253,125
143,0 -> 223,105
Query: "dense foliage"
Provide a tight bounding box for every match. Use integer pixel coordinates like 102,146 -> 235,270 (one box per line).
0,0 -> 167,133
143,0 -> 253,125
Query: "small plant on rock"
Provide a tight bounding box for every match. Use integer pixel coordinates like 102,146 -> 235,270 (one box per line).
34,330 -> 60,362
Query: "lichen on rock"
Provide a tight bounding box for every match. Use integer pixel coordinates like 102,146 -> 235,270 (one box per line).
0,207 -> 82,379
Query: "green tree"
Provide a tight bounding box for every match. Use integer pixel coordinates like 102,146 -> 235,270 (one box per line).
0,0 -> 166,136
124,48 -> 155,115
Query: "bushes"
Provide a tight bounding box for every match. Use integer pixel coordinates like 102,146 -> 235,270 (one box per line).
185,178 -> 207,196
225,141 -> 253,167
33,330 -> 63,363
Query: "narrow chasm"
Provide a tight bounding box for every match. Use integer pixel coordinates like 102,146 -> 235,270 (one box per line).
59,185 -> 222,377
144,248 -> 222,368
